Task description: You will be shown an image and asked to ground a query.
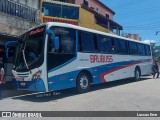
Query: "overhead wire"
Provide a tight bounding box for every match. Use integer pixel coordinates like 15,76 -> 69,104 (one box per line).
119,5 -> 160,18
108,0 -> 149,9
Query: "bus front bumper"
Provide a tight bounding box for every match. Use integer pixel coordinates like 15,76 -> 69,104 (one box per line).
13,78 -> 46,92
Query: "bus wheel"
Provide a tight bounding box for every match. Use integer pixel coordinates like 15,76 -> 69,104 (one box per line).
134,68 -> 141,81
76,72 -> 91,93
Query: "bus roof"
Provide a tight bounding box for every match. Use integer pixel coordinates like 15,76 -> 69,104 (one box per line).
29,22 -> 150,45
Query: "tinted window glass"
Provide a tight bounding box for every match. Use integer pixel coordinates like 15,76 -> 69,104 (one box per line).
42,2 -> 79,20
106,13 -> 109,18
79,32 -> 96,53
129,42 -> 138,55
119,40 -> 127,54
84,0 -> 89,6
113,38 -> 119,53
137,44 -> 145,55
97,35 -> 112,53
113,39 -> 127,54
145,45 -> 151,56
51,27 -> 76,54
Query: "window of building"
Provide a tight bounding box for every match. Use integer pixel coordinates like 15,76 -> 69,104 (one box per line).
55,0 -> 68,2
106,13 -> 109,18
96,7 -> 99,12
97,35 -> 112,54
42,2 -> 79,20
10,0 -> 17,2
79,31 -> 96,53
83,0 -> 89,7
42,8 -> 49,16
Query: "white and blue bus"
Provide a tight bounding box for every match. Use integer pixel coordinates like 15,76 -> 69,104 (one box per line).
10,22 -> 152,93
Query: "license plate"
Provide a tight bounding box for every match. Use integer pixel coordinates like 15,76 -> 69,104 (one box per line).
20,82 -> 26,86
16,77 -> 24,81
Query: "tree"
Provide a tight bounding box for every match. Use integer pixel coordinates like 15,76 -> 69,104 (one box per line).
151,43 -> 160,62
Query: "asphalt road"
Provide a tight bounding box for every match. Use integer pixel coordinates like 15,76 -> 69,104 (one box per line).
0,76 -> 160,120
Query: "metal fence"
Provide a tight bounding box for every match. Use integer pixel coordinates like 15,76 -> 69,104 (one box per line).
0,0 -> 37,22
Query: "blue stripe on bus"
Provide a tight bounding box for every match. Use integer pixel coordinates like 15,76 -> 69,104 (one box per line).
48,57 -> 77,73
13,78 -> 46,92
48,59 -> 152,91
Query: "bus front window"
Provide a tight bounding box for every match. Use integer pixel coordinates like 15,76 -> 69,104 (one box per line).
14,25 -> 46,72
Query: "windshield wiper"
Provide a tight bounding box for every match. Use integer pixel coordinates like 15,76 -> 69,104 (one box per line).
22,49 -> 29,69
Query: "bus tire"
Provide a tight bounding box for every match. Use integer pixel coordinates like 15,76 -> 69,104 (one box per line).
76,72 -> 91,93
134,68 -> 141,81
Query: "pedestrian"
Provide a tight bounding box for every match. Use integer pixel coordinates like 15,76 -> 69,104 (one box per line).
0,58 -> 5,85
152,61 -> 159,78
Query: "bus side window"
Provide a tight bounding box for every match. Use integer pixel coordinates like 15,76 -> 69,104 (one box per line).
145,45 -> 151,56
113,38 -> 119,54
48,34 -> 55,53
78,32 -> 82,52
97,35 -> 112,54
119,40 -> 128,54
137,44 -> 145,56
111,39 -> 115,54
61,36 -> 74,54
113,38 -> 127,55
128,42 -> 138,55
50,27 -> 76,54
79,31 -> 96,53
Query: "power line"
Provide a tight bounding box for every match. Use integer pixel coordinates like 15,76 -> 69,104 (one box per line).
109,0 -> 149,9
125,25 -> 160,29
119,5 -> 160,18
124,21 -> 160,27
120,15 -> 160,25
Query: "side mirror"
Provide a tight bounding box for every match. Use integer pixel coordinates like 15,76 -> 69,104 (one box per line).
6,48 -> 9,60
54,37 -> 60,50
5,41 -> 19,60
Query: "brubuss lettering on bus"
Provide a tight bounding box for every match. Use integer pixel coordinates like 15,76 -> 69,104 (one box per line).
29,28 -> 44,35
90,55 -> 113,63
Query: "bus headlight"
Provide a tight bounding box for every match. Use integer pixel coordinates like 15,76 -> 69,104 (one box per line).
32,70 -> 42,80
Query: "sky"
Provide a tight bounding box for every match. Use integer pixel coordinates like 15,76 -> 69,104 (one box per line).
100,0 -> 160,44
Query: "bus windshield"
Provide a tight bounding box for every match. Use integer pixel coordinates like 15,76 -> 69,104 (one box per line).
14,25 -> 46,71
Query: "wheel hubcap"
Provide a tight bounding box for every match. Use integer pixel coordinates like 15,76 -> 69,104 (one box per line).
80,76 -> 89,89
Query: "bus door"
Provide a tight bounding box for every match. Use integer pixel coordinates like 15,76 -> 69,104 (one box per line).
46,28 -> 77,91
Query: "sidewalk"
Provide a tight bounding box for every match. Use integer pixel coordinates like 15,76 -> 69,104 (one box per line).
1,82 -> 14,90
0,82 -> 31,99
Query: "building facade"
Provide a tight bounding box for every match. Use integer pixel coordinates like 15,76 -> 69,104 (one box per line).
0,0 -> 123,35
75,0 -> 114,20
41,0 -> 123,35
122,33 -> 142,41
41,0 -> 79,25
0,0 -> 41,36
